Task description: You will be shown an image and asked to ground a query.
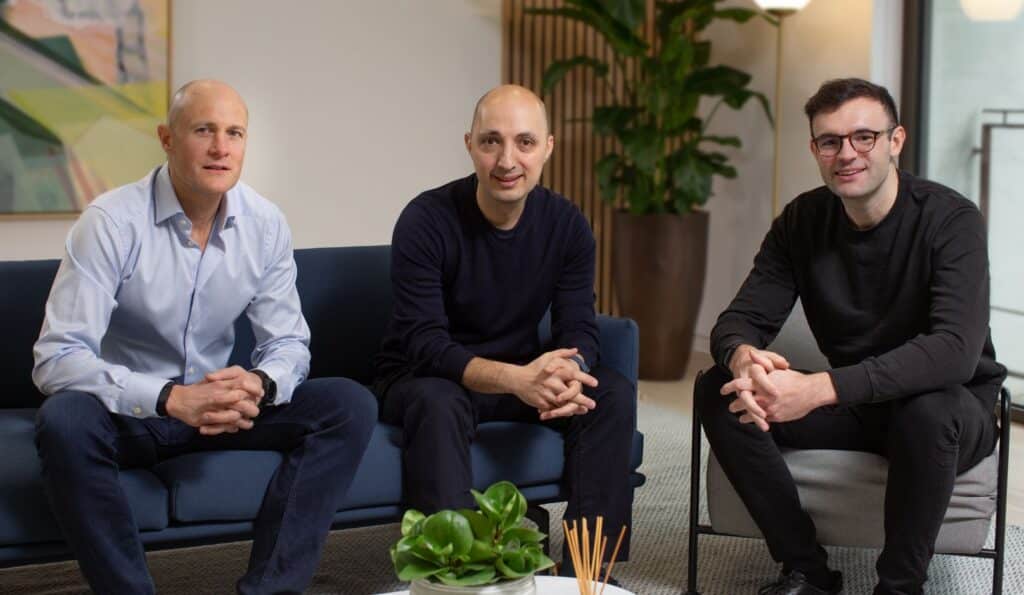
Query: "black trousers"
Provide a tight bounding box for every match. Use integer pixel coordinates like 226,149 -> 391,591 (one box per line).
34,378 -> 377,595
694,366 -> 997,595
379,365 -> 635,564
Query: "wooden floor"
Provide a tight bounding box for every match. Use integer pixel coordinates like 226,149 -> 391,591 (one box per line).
639,351 -> 1024,526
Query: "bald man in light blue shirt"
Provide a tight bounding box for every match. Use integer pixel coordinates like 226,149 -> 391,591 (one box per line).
32,80 -> 376,595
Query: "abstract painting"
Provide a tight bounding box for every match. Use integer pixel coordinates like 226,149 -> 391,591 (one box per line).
0,0 -> 168,216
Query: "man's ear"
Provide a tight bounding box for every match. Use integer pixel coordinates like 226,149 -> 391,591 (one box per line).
157,124 -> 172,152
888,125 -> 907,159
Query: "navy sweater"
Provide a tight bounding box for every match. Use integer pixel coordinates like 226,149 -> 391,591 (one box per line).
711,170 -> 1006,409
374,174 -> 598,387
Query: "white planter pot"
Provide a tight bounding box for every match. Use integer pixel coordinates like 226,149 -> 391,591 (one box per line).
410,575 -> 536,595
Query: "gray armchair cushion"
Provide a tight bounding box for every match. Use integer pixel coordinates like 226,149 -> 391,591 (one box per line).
706,446 -> 998,554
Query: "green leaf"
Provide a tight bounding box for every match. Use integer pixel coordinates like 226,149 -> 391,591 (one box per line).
626,171 -> 656,214
620,126 -> 661,172
470,488 -> 501,522
522,546 -> 556,573
592,106 -> 640,136
393,551 -> 443,581
502,527 -> 546,545
693,41 -> 711,67
437,567 -> 497,586
662,94 -> 699,133
458,509 -> 495,541
602,0 -> 646,29
528,5 -> 648,57
670,150 -> 712,210
394,534 -> 446,566
422,511 -> 474,558
685,65 -> 752,96
713,8 -> 759,23
478,481 -> 527,529
496,550 -> 532,578
595,153 -> 622,203
467,538 -> 497,563
540,56 -> 609,95
401,509 -> 426,537
440,565 -> 495,585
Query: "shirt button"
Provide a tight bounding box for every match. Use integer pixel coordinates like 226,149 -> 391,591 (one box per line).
188,367 -> 195,374
132,406 -> 142,415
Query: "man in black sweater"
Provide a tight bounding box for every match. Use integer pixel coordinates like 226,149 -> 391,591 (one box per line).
374,85 -> 635,572
696,78 -> 1005,595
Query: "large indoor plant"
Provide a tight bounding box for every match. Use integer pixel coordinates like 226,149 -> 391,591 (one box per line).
391,481 -> 555,594
528,0 -> 773,378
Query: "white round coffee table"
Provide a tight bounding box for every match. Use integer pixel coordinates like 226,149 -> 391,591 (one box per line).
377,575 -> 634,595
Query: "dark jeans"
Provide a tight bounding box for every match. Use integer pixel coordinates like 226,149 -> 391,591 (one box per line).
34,377 -> 377,595
378,365 -> 635,566
694,365 -> 998,595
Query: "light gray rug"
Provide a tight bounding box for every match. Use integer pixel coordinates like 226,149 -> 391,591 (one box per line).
2,401 -> 1021,594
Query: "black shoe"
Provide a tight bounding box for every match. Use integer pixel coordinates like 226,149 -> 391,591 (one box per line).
758,570 -> 843,595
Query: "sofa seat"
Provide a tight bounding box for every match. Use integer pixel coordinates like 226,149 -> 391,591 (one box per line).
0,409 -> 170,546
154,421 -> 645,525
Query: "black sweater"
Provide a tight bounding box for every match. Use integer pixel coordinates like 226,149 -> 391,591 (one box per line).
711,170 -> 1006,409
374,174 -> 598,386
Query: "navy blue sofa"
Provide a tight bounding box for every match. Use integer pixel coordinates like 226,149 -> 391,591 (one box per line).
0,245 -> 644,566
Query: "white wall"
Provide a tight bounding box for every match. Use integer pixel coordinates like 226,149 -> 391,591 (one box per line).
0,0 -> 502,260
693,0 -> 876,351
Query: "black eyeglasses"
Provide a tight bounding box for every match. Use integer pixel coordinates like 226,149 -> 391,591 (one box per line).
812,126 -> 897,157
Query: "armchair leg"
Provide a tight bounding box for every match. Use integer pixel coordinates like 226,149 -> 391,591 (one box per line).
686,371 -> 704,595
993,387 -> 1011,595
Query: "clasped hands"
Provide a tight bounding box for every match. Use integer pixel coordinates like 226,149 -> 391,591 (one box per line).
166,365 -> 266,436
722,345 -> 837,432
514,348 -> 598,421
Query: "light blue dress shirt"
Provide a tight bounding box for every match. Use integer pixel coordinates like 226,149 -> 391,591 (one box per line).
33,165 -> 311,418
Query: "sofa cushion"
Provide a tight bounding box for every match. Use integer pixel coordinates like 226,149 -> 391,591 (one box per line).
160,420 -> 645,524
0,409 -> 169,545
154,424 -> 404,523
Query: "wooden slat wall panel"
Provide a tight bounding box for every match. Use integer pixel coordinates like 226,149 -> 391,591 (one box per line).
502,0 -> 631,315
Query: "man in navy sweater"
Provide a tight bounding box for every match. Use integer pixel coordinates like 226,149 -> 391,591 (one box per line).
697,78 -> 1005,595
374,85 -> 634,572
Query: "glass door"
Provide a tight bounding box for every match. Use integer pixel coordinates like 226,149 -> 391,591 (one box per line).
922,0 -> 1024,405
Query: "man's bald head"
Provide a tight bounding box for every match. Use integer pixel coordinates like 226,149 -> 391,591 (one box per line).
167,80 -> 248,130
158,79 -> 249,206
470,84 -> 550,136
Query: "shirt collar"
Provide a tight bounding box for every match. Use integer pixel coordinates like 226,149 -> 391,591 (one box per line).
153,164 -> 240,230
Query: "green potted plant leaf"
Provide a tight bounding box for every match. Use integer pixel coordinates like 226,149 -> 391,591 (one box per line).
391,481 -> 555,594
528,0 -> 774,379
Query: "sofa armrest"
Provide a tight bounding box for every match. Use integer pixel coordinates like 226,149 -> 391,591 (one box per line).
596,314 -> 638,388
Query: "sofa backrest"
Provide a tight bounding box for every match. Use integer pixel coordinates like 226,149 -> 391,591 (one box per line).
0,260 -> 61,408
0,245 -> 394,409
229,245 -> 393,385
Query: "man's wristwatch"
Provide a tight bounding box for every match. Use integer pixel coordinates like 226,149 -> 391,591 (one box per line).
250,369 -> 277,408
156,381 -> 175,417
569,353 -> 590,373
